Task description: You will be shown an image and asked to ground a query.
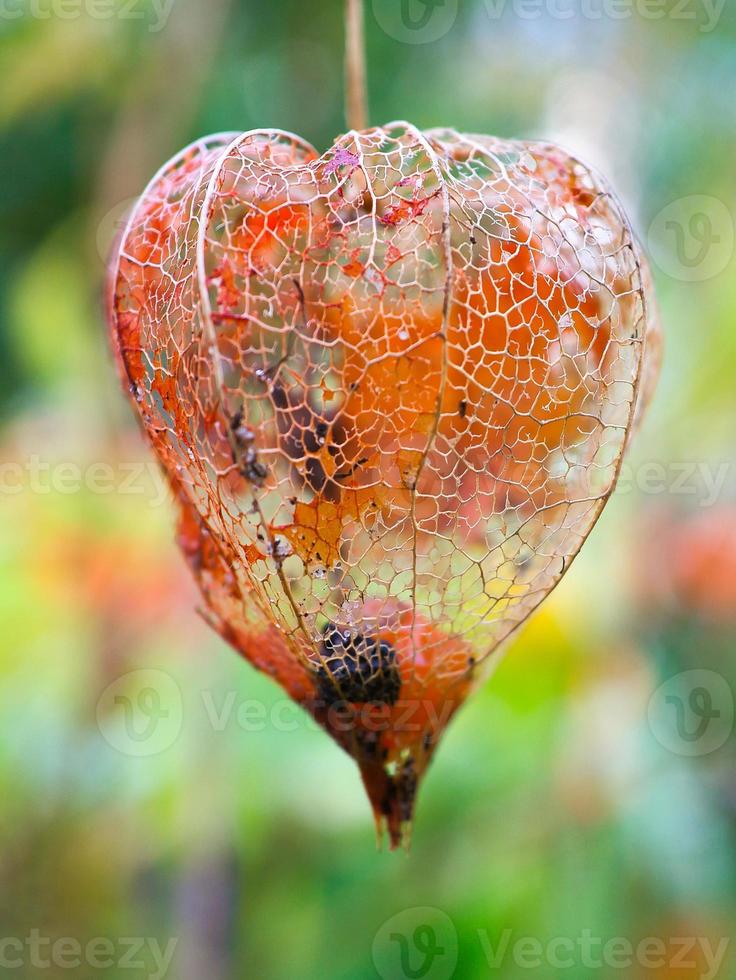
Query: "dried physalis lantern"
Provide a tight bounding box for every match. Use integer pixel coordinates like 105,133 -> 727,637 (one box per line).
106,6 -> 661,849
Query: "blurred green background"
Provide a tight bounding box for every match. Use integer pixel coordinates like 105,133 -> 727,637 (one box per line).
1,0 -> 736,977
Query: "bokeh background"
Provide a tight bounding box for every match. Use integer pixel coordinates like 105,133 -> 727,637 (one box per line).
2,0 -> 736,977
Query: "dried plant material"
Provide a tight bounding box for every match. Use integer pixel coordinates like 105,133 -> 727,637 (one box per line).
107,125 -> 661,847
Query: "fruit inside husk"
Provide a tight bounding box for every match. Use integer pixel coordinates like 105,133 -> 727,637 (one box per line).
107,124 -> 660,848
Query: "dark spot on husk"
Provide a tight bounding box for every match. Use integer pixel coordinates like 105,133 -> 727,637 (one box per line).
315,626 -> 401,706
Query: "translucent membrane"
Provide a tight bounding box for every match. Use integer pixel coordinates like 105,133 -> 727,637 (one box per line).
108,125 -> 661,847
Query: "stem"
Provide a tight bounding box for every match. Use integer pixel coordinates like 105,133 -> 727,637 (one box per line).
345,0 -> 368,131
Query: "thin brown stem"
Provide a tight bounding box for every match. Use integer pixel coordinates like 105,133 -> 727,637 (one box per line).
345,0 -> 368,131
